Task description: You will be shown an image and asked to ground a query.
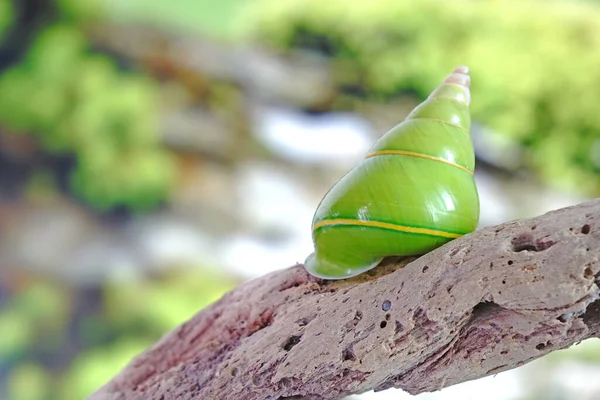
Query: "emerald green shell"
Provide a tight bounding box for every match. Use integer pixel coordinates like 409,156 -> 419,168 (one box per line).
304,69 -> 480,279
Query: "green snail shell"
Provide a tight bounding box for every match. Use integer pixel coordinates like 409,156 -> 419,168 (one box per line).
304,66 -> 480,280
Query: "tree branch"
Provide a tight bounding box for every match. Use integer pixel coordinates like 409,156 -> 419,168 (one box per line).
89,199 -> 600,400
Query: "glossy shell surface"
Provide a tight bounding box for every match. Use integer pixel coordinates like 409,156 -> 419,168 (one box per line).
305,67 -> 480,279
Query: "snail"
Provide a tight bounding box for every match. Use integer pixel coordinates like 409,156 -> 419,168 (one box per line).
304,66 -> 480,279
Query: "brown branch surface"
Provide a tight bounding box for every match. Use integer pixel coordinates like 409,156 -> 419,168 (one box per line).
90,199 -> 600,400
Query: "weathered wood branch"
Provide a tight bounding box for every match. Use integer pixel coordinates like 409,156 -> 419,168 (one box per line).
90,199 -> 600,400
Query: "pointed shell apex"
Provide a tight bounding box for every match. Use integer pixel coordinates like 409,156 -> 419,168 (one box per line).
443,67 -> 471,88
427,66 -> 471,105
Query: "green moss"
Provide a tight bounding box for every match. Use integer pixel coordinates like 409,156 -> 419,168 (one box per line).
242,0 -> 600,196
0,24 -> 176,211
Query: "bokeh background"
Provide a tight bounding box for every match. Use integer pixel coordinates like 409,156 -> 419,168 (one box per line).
1,0 -> 600,399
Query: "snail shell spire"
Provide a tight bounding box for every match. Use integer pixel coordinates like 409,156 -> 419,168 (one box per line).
304,66 -> 480,280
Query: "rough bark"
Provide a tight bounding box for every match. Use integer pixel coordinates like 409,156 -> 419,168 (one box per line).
90,199 -> 600,400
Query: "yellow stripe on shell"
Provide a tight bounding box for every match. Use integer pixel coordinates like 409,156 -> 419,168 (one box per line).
364,149 -> 473,175
312,218 -> 463,239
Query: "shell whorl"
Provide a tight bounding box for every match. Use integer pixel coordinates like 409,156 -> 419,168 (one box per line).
371,65 -> 474,173
427,66 -> 471,106
443,65 -> 471,87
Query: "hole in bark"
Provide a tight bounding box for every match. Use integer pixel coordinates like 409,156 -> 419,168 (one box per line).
536,239 -> 555,251
501,350 -> 508,355
382,300 -> 392,311
395,320 -> 404,333
508,261 -> 513,265
502,280 -> 506,284
385,313 -> 390,321
582,224 -> 591,234
472,301 -> 500,318
296,317 -> 311,326
278,278 -> 305,292
342,347 -> 356,361
583,298 -> 600,326
248,310 -> 274,335
231,367 -> 239,376
422,265 -> 429,273
531,225 -> 537,230
283,335 -> 302,351
512,233 -> 538,252
536,342 -> 550,350
584,267 -> 594,279
511,233 -> 555,252
380,321 -> 387,329
557,314 -> 569,323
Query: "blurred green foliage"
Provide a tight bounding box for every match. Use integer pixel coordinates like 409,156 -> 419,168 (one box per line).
105,268 -> 234,333
57,0 -> 106,21
242,0 -> 600,196
0,269 -> 236,400
0,0 -> 12,39
0,280 -> 69,363
0,22 -> 176,210
0,0 -> 255,212
7,363 -> 51,400
101,0 -> 252,39
61,337 -> 155,400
